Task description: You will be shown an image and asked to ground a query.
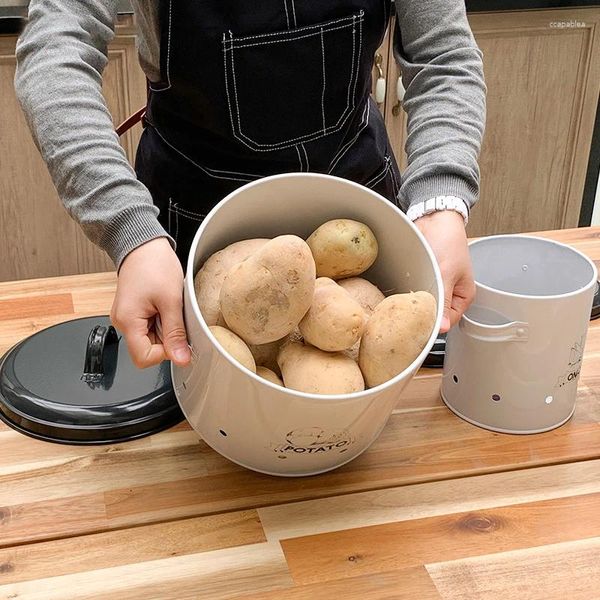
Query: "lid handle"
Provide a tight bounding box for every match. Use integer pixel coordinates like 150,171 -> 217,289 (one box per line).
82,325 -> 120,383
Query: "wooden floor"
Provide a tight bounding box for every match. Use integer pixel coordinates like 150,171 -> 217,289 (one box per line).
0,227 -> 599,599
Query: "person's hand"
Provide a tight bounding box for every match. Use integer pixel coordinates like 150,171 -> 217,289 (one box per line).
110,237 -> 192,368
414,210 -> 475,333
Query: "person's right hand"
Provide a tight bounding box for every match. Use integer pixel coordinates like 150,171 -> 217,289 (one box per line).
110,237 -> 192,369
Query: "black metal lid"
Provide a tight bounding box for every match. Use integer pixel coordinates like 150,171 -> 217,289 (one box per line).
0,316 -> 183,445
423,333 -> 446,368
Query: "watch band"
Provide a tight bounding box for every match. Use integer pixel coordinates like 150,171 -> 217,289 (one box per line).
406,196 -> 469,225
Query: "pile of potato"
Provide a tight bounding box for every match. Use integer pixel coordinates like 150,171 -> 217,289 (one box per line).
194,219 -> 437,395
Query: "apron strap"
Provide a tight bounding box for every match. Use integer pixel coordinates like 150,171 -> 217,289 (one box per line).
116,79 -> 151,137
116,105 -> 147,137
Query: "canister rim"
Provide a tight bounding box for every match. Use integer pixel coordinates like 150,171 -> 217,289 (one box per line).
468,234 -> 598,301
181,172 -> 445,402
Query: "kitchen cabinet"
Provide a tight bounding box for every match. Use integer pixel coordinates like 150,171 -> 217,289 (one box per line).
383,7 -> 600,237
0,15 -> 144,282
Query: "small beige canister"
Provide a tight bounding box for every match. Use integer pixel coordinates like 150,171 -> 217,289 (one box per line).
442,235 -> 597,434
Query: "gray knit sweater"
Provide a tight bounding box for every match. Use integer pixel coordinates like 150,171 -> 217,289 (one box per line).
14,1 -> 486,269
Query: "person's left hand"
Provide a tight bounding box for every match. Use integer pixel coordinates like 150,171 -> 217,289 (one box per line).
414,210 -> 475,333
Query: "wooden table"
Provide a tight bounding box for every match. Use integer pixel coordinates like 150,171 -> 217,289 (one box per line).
0,227 -> 599,600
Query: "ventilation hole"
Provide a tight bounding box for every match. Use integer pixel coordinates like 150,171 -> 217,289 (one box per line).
219,429 -> 227,437
278,455 -> 287,459
339,448 -> 348,453
492,394 -> 501,402
453,375 -> 459,384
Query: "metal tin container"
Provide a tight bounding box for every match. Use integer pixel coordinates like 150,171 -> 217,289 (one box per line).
442,235 -> 598,434
172,173 -> 443,476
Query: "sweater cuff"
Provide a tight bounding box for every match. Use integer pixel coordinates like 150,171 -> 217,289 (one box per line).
399,174 -> 479,213
99,205 -> 176,270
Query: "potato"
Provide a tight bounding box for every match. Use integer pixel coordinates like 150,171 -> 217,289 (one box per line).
256,366 -> 284,386
209,326 -> 256,372
344,340 -> 360,362
248,327 -> 303,375
359,292 -> 437,388
278,342 -> 365,395
307,219 -> 378,279
299,278 -> 366,352
337,277 -> 385,316
287,326 -> 304,344
248,336 -> 287,374
194,238 -> 268,326
220,235 -> 316,345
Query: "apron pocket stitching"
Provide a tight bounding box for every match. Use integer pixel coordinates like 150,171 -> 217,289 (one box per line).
151,122 -> 261,182
365,155 -> 392,188
171,203 -> 208,221
174,211 -> 206,222
226,37 -> 356,149
231,12 -> 360,43
230,21 -> 357,49
294,145 -> 304,171
390,163 -> 401,199
328,100 -> 370,173
290,0 -> 298,27
223,13 -> 363,151
320,27 -> 326,133
302,143 -> 310,171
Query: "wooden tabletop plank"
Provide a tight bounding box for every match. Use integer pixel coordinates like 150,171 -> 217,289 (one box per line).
101,391 -> 600,526
70,286 -> 118,316
0,493 -> 109,549
0,427 -> 200,475
0,437 -> 212,507
0,294 -> 74,322
3,388 -> 600,547
280,492 -> 600,585
0,272 -> 116,300
0,510 -> 264,585
229,567 -> 442,600
426,537 -> 600,600
3,459 -> 599,598
0,430 -> 154,475
258,459 -> 600,541
0,542 -> 292,600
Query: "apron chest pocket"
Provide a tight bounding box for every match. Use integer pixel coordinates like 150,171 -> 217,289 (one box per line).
222,11 -> 364,152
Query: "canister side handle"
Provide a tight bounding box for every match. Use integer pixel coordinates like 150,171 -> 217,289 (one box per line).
460,314 -> 529,343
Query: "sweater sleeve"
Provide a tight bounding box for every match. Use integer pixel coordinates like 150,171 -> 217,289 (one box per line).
393,0 -> 487,213
14,0 -> 173,269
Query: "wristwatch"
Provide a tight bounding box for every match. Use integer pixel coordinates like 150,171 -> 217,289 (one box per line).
406,196 -> 469,225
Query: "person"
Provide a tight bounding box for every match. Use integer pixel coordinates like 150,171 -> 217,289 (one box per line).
15,1 -> 486,369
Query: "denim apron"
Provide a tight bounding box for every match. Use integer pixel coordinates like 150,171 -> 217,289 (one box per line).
135,0 -> 401,264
